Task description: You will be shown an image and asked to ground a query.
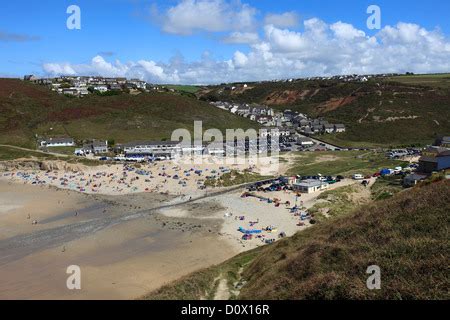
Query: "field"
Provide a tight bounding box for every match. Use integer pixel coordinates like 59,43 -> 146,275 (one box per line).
0,79 -> 258,148
284,151 -> 409,177
0,146 -> 58,161
389,73 -> 450,89
163,85 -> 201,94
144,179 -> 450,300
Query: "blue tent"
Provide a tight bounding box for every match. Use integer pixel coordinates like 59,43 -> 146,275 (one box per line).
238,227 -> 262,234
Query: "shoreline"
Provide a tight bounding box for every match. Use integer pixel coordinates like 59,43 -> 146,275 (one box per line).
0,180 -> 240,300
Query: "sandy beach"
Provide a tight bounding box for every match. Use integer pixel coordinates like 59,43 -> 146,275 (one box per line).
161,179 -> 357,252
0,180 -> 237,299
0,155 -> 359,299
0,155 -> 280,197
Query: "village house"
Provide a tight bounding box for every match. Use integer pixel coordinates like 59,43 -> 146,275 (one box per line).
323,124 -> 335,133
334,124 -> 346,133
259,127 -> 290,138
434,136 -> 450,148
296,137 -> 315,147
403,173 -> 427,187
24,74 -> 38,81
41,137 -> 75,148
92,140 -> 108,154
293,179 -> 329,193
418,147 -> 450,173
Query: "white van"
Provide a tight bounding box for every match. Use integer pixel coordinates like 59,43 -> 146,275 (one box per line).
352,174 -> 364,180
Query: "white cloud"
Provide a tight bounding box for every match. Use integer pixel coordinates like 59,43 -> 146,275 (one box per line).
264,24 -> 308,52
264,12 -> 299,28
157,0 -> 257,35
330,21 -> 366,40
42,20 -> 450,84
233,51 -> 248,67
222,32 -> 259,44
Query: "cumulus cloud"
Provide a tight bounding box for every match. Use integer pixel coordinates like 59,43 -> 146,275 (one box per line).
330,21 -> 366,40
222,31 -> 259,44
42,20 -> 450,84
156,0 -> 257,35
264,12 -> 299,28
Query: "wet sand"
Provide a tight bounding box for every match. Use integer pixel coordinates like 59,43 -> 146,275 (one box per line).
0,181 -> 237,300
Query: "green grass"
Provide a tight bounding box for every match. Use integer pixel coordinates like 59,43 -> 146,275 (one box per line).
0,146 -> 103,167
389,73 -> 450,89
205,170 -> 271,187
164,85 -> 201,94
308,184 -> 367,221
285,151 -> 409,177
0,146 -> 57,161
142,251 -> 259,300
370,175 -> 405,201
46,146 -> 77,155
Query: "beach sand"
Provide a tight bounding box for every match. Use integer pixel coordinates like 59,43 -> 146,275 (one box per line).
161,179 -> 357,252
0,180 -> 237,300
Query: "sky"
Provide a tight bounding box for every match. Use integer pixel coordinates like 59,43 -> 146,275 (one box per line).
1,0 -> 450,84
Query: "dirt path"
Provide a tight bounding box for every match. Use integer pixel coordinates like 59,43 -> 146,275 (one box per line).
213,276 -> 230,300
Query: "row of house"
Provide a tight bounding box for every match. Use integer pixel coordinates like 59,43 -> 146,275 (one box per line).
119,138 -> 281,159
39,137 -> 108,155
24,75 -> 148,97
211,101 -> 346,136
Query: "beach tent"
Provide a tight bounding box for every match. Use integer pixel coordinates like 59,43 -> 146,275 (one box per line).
238,227 -> 262,234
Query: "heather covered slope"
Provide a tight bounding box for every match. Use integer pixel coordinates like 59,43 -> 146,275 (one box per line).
199,77 -> 450,147
0,79 -> 258,148
144,179 -> 450,300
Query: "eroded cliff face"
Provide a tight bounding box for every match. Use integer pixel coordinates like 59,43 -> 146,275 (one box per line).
0,160 -> 88,172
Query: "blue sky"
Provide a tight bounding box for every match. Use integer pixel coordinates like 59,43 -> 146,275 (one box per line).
1,0 -> 450,83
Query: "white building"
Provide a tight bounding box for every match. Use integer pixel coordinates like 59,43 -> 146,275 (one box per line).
123,141 -> 181,158
293,179 -> 329,193
41,137 -> 75,147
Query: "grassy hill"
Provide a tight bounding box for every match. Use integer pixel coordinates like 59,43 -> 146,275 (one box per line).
199,76 -> 450,147
144,179 -> 449,300
0,79 -> 258,148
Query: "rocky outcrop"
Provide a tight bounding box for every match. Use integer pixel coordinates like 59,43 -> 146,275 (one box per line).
0,160 -> 88,172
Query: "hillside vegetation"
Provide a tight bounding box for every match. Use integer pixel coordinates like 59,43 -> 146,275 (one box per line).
144,179 -> 450,300
0,79 -> 257,148
199,76 -> 450,147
